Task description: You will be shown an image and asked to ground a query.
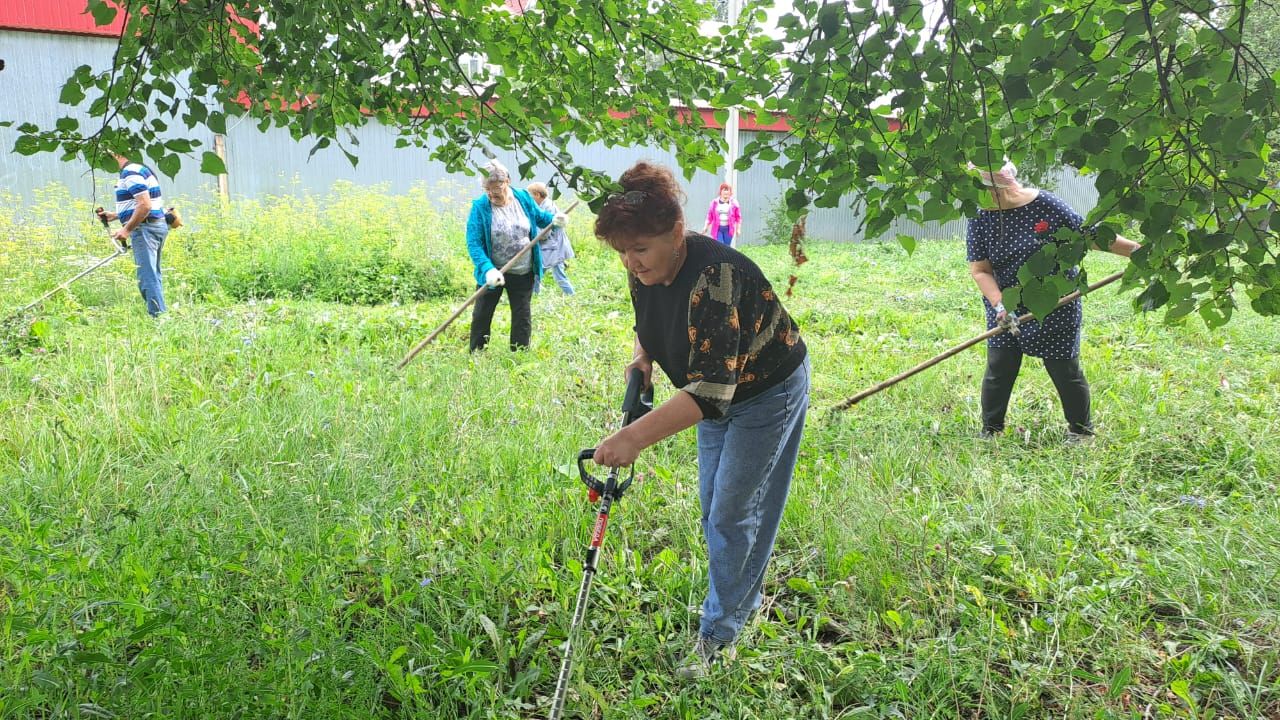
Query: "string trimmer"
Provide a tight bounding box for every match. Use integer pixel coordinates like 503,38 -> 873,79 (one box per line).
549,367 -> 653,720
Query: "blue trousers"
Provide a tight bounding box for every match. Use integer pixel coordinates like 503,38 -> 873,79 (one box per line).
715,226 -> 734,246
695,356 -> 810,644
130,220 -> 168,316
545,262 -> 575,295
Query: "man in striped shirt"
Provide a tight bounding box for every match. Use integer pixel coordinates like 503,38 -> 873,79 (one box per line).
98,153 -> 169,316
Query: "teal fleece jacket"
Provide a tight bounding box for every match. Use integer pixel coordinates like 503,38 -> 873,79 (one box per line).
465,188 -> 552,287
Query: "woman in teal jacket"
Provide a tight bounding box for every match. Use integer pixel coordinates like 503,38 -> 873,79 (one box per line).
466,160 -> 564,351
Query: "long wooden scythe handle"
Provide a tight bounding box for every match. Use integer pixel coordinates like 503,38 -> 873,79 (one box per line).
830,270 -> 1126,411
396,199 -> 580,370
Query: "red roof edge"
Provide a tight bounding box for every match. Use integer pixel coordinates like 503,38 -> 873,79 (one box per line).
0,2 -> 126,38
0,2 -> 257,38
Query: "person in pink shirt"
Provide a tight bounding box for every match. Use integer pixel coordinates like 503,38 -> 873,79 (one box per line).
702,183 -> 742,246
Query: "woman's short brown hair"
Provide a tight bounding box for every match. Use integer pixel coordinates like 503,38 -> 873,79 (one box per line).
595,161 -> 685,251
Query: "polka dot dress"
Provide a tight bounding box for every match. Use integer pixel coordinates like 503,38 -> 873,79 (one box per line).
965,191 -> 1085,360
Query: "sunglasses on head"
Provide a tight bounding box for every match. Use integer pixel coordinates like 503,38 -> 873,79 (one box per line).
604,190 -> 648,207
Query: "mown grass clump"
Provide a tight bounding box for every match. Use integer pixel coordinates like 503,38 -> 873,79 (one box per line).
1,186 -> 1277,719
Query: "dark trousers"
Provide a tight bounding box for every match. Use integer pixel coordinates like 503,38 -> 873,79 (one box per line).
981,346 -> 1092,434
469,271 -> 534,351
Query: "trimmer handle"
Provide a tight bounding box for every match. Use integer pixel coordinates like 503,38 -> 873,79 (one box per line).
621,367 -> 653,426
576,448 -> 633,502
95,207 -> 129,250
577,448 -> 605,502
573,368 -> 652,503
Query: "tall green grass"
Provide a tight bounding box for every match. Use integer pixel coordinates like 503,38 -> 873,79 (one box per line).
1,186 -> 1277,719
175,181 -> 479,304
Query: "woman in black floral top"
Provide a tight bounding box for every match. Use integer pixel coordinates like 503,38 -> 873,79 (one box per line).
967,162 -> 1140,441
591,162 -> 810,680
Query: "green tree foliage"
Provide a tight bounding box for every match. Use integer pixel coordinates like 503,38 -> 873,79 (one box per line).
13,0 -> 731,188
1241,0 -> 1280,179
732,0 -> 1280,325
8,0 -> 1280,324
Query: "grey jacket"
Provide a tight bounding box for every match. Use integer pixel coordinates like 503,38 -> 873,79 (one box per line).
536,198 -> 574,267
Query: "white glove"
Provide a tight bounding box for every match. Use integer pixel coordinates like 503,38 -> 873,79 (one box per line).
484,268 -> 505,288
552,212 -> 568,227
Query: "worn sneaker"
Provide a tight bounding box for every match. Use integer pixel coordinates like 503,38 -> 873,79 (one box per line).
1064,430 -> 1095,445
979,427 -> 1003,439
674,636 -> 735,680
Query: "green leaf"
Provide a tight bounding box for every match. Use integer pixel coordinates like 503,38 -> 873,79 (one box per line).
1092,118 -> 1119,136
882,609 -> 905,629
88,0 -> 119,27
1002,286 -> 1022,310
1107,667 -> 1133,700
1020,278 -> 1061,318
897,234 -> 916,254
1004,75 -> 1032,103
200,151 -> 226,175
785,188 -> 809,211
1199,299 -> 1232,328
1057,239 -> 1087,267
1024,246 -> 1057,277
1169,679 -> 1197,711
1194,233 -> 1232,252
30,670 -> 61,690
1165,298 -> 1197,321
157,153 -> 181,178
1137,281 -> 1170,311
1079,133 -> 1107,154
817,3 -> 843,38
59,81 -> 86,105
1251,289 -> 1280,316
1222,116 -> 1253,149
208,112 -> 227,135
14,135 -> 41,156
786,577 -> 817,595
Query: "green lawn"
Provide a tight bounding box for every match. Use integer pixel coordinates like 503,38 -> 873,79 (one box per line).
2,193 -> 1278,719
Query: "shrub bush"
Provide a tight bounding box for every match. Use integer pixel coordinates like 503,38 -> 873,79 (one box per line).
174,182 -> 474,304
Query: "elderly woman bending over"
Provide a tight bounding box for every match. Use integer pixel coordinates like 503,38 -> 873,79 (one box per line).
591,162 -> 810,679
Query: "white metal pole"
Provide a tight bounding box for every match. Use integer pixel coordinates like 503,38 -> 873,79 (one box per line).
724,0 -> 742,246
214,134 -> 230,206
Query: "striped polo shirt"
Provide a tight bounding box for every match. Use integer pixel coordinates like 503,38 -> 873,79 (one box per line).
115,163 -> 166,223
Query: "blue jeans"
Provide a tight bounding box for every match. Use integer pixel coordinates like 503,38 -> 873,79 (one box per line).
548,262 -> 574,295
696,356 -> 810,644
715,226 -> 733,246
130,220 -> 168,316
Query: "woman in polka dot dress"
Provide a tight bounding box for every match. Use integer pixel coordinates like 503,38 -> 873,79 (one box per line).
966,162 -> 1141,442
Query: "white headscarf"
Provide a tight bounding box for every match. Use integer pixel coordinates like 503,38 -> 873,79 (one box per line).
968,160 -> 1019,188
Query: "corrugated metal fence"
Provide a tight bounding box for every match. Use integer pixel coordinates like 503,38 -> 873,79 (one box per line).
1,29 -> 1099,245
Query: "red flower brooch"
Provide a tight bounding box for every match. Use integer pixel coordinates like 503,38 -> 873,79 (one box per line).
1034,220 -> 1051,234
